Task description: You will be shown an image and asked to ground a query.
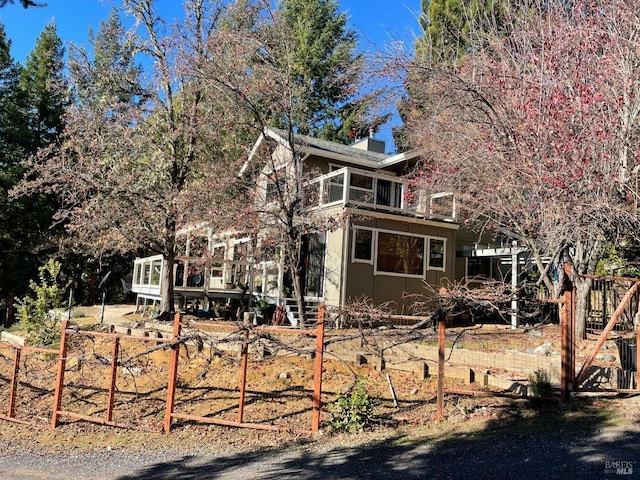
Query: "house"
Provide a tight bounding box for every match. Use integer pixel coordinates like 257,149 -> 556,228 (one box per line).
132,127 -> 519,324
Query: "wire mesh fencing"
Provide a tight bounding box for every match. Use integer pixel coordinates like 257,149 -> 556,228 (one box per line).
165,318 -> 325,433
56,330 -> 172,431
0,342 -> 58,425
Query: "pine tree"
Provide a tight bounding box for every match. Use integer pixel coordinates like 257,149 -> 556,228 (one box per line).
277,0 -> 385,143
70,8 -> 146,110
417,0 -> 503,62
0,23 -> 52,312
20,22 -> 67,151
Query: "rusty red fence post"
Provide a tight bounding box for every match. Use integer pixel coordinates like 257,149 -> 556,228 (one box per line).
238,328 -> 250,424
163,313 -> 182,434
8,347 -> 21,418
51,320 -> 69,429
436,316 -> 445,420
311,304 -> 325,433
106,337 -> 120,423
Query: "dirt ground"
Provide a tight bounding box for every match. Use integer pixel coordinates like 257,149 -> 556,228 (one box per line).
1,304 -> 638,461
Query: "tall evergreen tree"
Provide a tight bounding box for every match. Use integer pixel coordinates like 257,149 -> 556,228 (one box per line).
70,8 -> 146,110
20,22 -> 67,152
393,0 -> 502,151
277,0 -> 384,143
0,22 -> 57,316
0,23 -> 26,167
0,23 -> 27,308
417,0 -> 503,62
5,23 -> 65,308
0,0 -> 44,8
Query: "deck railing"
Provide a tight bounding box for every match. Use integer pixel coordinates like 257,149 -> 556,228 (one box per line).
306,166 -> 456,221
132,255 -> 281,298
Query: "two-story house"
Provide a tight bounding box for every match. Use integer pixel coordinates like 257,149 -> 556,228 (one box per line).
132,127 -> 466,324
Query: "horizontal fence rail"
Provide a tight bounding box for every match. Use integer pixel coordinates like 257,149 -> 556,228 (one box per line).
0,342 -> 58,425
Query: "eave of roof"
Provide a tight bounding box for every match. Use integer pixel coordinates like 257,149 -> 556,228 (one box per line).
243,126 -> 422,173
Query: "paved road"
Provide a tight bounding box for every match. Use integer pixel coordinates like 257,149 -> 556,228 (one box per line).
0,420 -> 638,480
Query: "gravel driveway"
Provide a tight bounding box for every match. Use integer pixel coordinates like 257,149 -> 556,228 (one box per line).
0,411 -> 638,480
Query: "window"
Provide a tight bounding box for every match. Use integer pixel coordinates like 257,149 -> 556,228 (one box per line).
348,173 -> 374,203
325,171 -> 345,203
134,264 -> 142,285
428,238 -> 446,270
351,228 -> 446,276
376,232 -> 425,277
210,245 -> 225,278
266,167 -> 286,202
353,228 -> 373,263
151,259 -> 161,285
467,257 -> 490,278
143,264 -> 151,284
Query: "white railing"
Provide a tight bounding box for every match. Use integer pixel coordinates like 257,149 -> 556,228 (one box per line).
306,167 -> 456,221
132,255 -> 282,298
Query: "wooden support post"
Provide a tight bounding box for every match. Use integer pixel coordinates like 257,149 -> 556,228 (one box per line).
8,347 -> 21,418
51,321 -> 69,430
312,305 -> 326,433
163,313 -> 182,434
237,328 -> 249,424
106,337 -> 120,423
511,245 -> 519,329
436,317 -> 445,420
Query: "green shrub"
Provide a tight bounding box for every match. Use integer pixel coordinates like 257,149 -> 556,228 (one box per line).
529,369 -> 553,398
16,259 -> 69,347
328,380 -> 377,433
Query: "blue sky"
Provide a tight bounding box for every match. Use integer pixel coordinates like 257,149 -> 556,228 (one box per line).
0,0 -> 422,150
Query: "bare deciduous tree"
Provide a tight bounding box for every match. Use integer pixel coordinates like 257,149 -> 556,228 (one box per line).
401,0 -> 640,337
15,1 -> 251,313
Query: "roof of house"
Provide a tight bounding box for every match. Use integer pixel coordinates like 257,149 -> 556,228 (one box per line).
239,126 -> 420,176
267,127 -> 388,164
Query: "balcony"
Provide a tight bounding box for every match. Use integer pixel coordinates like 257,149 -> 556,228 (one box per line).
305,167 -> 456,222
132,255 -> 281,300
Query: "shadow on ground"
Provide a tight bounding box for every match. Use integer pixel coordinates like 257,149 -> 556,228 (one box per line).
117,396 -> 640,480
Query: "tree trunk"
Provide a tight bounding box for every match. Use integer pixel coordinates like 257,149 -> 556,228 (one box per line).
293,234 -> 309,329
574,276 -> 592,340
161,250 -> 175,314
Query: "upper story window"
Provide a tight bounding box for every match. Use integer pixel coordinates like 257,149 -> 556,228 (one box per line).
266,167 -> 286,203
348,173 -> 374,203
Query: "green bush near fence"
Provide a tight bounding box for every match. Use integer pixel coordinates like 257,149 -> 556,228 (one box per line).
328,379 -> 378,433
16,259 -> 69,348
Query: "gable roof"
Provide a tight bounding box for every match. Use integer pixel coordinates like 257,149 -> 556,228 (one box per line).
240,126 -> 420,175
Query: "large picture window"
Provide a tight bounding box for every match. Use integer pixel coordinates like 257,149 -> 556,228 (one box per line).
376,232 -> 425,277
351,227 -> 446,276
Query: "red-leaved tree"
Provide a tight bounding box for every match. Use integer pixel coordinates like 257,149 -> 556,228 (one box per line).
403,0 -> 640,337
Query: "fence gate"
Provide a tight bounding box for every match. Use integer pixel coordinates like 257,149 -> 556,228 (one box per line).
562,271 -> 640,395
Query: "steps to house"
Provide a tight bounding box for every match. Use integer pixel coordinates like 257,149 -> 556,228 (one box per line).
283,297 -> 320,327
